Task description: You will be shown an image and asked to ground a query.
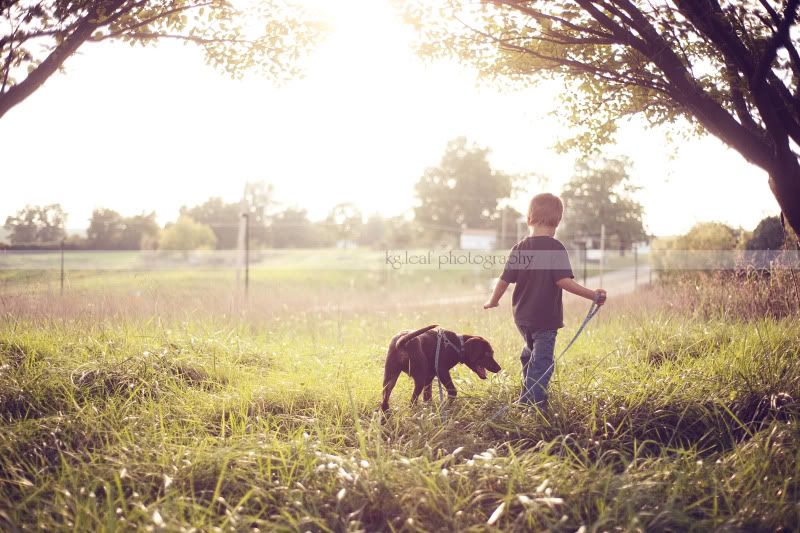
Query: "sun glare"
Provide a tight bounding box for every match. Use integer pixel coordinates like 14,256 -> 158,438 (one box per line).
0,0 -> 779,236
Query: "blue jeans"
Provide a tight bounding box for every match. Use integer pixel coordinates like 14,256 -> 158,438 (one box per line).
516,326 -> 558,407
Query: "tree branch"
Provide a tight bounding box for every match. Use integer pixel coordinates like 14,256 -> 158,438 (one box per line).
0,0 -> 126,119
90,0 -> 215,42
589,0 -> 777,172
122,31 -> 252,45
725,59 -> 761,132
493,0 -> 614,40
752,0 -> 800,88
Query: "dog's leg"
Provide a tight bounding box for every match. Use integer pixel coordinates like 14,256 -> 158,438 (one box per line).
410,379 -> 425,405
381,360 -> 401,412
423,381 -> 433,402
438,370 -> 457,399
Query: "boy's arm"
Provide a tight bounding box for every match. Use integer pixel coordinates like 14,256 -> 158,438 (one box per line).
556,277 -> 607,306
484,279 -> 509,309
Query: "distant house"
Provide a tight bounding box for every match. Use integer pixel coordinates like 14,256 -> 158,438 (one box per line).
460,228 -> 497,250
335,239 -> 358,249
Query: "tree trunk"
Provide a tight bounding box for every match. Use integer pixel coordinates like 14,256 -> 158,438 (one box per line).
769,164 -> 800,238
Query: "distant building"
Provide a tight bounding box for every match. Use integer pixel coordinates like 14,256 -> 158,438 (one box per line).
460,228 -> 497,250
335,239 -> 358,249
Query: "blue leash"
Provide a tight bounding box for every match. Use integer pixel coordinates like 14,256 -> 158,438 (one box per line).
490,294 -> 602,420
434,333 -> 445,421
433,330 -> 463,422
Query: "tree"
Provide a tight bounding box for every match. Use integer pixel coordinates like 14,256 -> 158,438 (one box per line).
87,208 -> 159,249
495,205 -> 523,249
242,181 -> 273,246
415,137 -> 514,240
325,202 -> 363,244
559,158 -> 646,251
746,215 -> 785,250
0,0 -> 321,119
180,183 -> 272,249
87,208 -> 125,249
361,213 -> 387,247
270,207 -> 317,248
385,216 -> 420,248
3,204 -> 66,245
159,215 -> 216,252
653,221 -> 741,271
180,197 -> 242,249
677,221 -> 739,250
403,0 -> 800,236
118,211 -> 160,249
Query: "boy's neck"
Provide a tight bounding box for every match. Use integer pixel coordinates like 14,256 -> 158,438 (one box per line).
529,225 -> 557,237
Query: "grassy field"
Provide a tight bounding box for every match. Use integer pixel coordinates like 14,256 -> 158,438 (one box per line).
1,266 -> 799,531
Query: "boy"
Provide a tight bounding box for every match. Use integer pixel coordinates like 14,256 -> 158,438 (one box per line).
484,193 -> 606,409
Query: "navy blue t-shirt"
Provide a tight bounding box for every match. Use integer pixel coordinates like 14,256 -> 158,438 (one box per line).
500,236 -> 574,329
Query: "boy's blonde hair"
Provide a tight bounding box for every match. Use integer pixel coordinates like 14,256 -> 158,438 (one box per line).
527,193 -> 563,227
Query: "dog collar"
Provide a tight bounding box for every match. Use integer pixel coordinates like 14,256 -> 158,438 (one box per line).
439,330 -> 466,363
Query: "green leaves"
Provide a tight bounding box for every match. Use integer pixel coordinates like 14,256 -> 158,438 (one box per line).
0,0 -> 324,116
559,157 -> 647,245
414,137 -> 515,236
398,0 -> 791,153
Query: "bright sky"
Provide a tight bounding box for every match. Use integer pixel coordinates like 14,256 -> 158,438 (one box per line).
0,0 -> 780,237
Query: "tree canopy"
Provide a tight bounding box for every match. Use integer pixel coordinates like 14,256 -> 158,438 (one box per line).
180,197 -> 242,250
179,183 -> 272,249
559,157 -> 647,249
402,0 -> 800,236
325,203 -> 363,244
87,208 -> 159,249
3,204 -> 67,244
677,221 -> 740,250
159,215 -> 216,252
746,215 -> 786,250
0,0 -> 321,118
414,137 -> 514,240
270,207 -> 318,248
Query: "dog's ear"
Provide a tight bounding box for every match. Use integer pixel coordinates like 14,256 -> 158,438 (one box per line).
463,337 -> 480,350
464,337 -> 489,349
463,337 -> 489,360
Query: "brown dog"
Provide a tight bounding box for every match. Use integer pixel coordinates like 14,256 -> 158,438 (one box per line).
381,325 -> 501,412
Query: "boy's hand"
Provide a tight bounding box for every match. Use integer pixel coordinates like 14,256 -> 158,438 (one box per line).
594,289 -> 607,306
484,278 -> 509,310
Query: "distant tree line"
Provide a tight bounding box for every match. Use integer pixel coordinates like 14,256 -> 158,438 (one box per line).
1,139 -> 531,251
13,137 -> 789,253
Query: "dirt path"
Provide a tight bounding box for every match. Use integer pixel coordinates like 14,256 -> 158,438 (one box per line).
410,265 -> 652,308
305,266 -> 652,313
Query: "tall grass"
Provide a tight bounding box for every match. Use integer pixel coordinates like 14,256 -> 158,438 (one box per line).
1,270 -> 799,531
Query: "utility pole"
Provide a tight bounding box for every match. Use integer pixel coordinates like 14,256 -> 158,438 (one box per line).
60,238 -> 65,295
242,213 -> 250,296
633,243 -> 638,289
500,207 -> 507,249
599,224 -> 606,288
580,241 -> 587,285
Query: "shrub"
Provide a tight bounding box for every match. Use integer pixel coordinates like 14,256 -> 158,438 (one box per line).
159,216 -> 217,252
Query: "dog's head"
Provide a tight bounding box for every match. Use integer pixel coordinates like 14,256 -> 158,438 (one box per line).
462,337 -> 501,379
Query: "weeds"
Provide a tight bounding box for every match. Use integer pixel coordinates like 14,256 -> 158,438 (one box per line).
1,271 -> 799,530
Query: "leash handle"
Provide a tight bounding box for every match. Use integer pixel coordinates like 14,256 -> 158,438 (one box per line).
593,289 -> 606,306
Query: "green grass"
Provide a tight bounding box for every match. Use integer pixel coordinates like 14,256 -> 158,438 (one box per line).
1,271 -> 799,531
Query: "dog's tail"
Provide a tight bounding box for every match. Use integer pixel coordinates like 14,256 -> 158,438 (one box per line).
396,324 -> 438,349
